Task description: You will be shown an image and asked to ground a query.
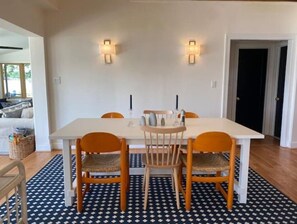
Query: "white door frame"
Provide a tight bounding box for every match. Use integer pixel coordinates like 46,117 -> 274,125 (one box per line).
222,34 -> 297,148
29,37 -> 51,151
228,40 -> 286,137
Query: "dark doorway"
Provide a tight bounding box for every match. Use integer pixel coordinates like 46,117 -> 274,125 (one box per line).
274,46 -> 287,138
235,49 -> 268,132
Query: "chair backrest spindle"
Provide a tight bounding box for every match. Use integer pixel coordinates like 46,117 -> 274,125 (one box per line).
141,126 -> 186,168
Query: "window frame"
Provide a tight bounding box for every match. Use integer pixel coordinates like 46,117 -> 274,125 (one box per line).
0,63 -> 31,98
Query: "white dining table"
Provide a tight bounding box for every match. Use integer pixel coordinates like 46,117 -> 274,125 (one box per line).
50,117 -> 264,206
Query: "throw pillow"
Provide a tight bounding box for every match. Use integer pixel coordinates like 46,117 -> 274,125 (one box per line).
0,102 -> 16,109
21,107 -> 34,118
0,102 -> 30,118
2,108 -> 23,118
24,98 -> 33,107
0,98 -> 7,109
1,101 -> 30,111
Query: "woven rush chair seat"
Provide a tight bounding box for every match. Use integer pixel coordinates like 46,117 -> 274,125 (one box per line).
82,154 -> 121,172
181,153 -> 229,172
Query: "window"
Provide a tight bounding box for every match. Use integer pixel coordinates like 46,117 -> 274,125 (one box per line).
0,63 -> 32,98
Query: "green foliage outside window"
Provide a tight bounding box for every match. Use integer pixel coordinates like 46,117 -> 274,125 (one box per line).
1,63 -> 32,98
25,64 -> 32,79
4,64 -> 20,79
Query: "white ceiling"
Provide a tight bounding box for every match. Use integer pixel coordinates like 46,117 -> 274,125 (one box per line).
0,28 -> 29,55
0,0 -> 59,56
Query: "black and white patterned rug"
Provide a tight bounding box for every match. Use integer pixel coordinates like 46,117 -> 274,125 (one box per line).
1,154 -> 297,223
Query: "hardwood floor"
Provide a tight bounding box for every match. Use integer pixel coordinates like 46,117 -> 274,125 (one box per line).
0,136 -> 296,203
0,150 -> 61,205
0,150 -> 61,182
248,136 -> 297,203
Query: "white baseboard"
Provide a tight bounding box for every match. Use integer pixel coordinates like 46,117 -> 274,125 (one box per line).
290,141 -> 297,148
36,143 -> 51,151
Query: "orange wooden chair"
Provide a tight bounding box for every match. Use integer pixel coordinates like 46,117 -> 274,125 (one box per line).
101,112 -> 124,118
141,126 -> 186,210
177,111 -> 199,150
101,111 -> 129,187
76,132 -> 129,212
181,131 -> 236,211
177,111 -> 199,118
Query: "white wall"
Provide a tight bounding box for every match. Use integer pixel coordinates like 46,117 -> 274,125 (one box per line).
0,49 -> 30,63
45,0 -> 297,147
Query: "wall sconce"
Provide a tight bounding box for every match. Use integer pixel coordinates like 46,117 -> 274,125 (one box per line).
100,39 -> 116,64
186,40 -> 200,65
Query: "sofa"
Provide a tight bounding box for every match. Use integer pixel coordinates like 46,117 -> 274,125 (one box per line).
0,98 -> 34,154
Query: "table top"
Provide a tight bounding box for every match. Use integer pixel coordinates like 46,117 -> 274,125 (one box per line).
50,118 -> 264,143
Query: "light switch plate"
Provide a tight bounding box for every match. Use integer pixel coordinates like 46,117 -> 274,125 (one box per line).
53,76 -> 61,84
211,80 -> 217,88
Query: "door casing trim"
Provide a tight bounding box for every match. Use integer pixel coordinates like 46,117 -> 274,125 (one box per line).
222,33 -> 297,148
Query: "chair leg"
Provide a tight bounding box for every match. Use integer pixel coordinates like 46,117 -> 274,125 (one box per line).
126,170 -> 130,192
215,171 -> 221,191
77,176 -> 83,213
120,175 -> 127,211
185,173 -> 192,211
173,168 -> 180,209
85,172 -> 90,192
144,168 -> 150,210
19,180 -> 28,222
178,165 -> 183,192
227,174 -> 234,210
126,149 -> 130,191
142,166 -> 147,192
171,170 -> 175,191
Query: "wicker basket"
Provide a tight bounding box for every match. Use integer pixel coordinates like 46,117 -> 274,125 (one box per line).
9,135 -> 35,160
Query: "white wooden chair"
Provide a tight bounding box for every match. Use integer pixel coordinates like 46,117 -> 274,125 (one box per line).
141,125 -> 186,210
143,110 -> 174,119
0,161 -> 27,223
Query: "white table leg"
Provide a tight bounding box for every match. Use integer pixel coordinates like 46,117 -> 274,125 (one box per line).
234,138 -> 250,203
62,140 -> 75,206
